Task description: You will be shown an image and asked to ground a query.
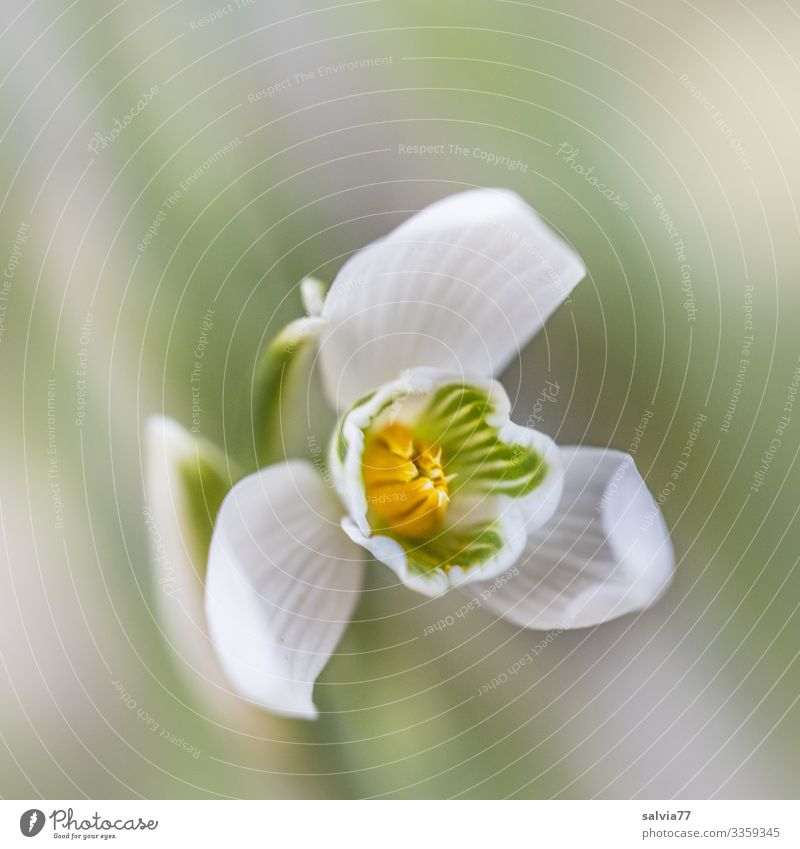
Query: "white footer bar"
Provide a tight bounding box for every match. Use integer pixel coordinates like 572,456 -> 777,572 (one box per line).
2,800 -> 797,847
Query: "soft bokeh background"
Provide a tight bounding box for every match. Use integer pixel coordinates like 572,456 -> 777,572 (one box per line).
1,0 -> 799,798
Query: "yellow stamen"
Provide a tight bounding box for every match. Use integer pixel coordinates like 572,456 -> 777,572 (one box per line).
363,422 -> 449,539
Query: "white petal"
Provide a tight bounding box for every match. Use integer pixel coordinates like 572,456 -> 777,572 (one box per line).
319,189 -> 586,409
144,416 -> 242,713
464,447 -> 674,630
205,460 -> 365,718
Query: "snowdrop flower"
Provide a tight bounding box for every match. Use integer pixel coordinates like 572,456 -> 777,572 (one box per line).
147,189 -> 673,719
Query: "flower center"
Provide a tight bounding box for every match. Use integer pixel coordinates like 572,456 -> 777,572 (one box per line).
362,422 -> 450,539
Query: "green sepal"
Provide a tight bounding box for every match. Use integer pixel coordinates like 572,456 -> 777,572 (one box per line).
251,316 -> 327,467
178,440 -> 238,571
145,416 -> 241,584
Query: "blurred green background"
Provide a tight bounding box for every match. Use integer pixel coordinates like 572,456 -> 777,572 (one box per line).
1,0 -> 799,798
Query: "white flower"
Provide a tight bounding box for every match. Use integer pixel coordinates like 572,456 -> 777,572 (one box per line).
147,189 -> 674,719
